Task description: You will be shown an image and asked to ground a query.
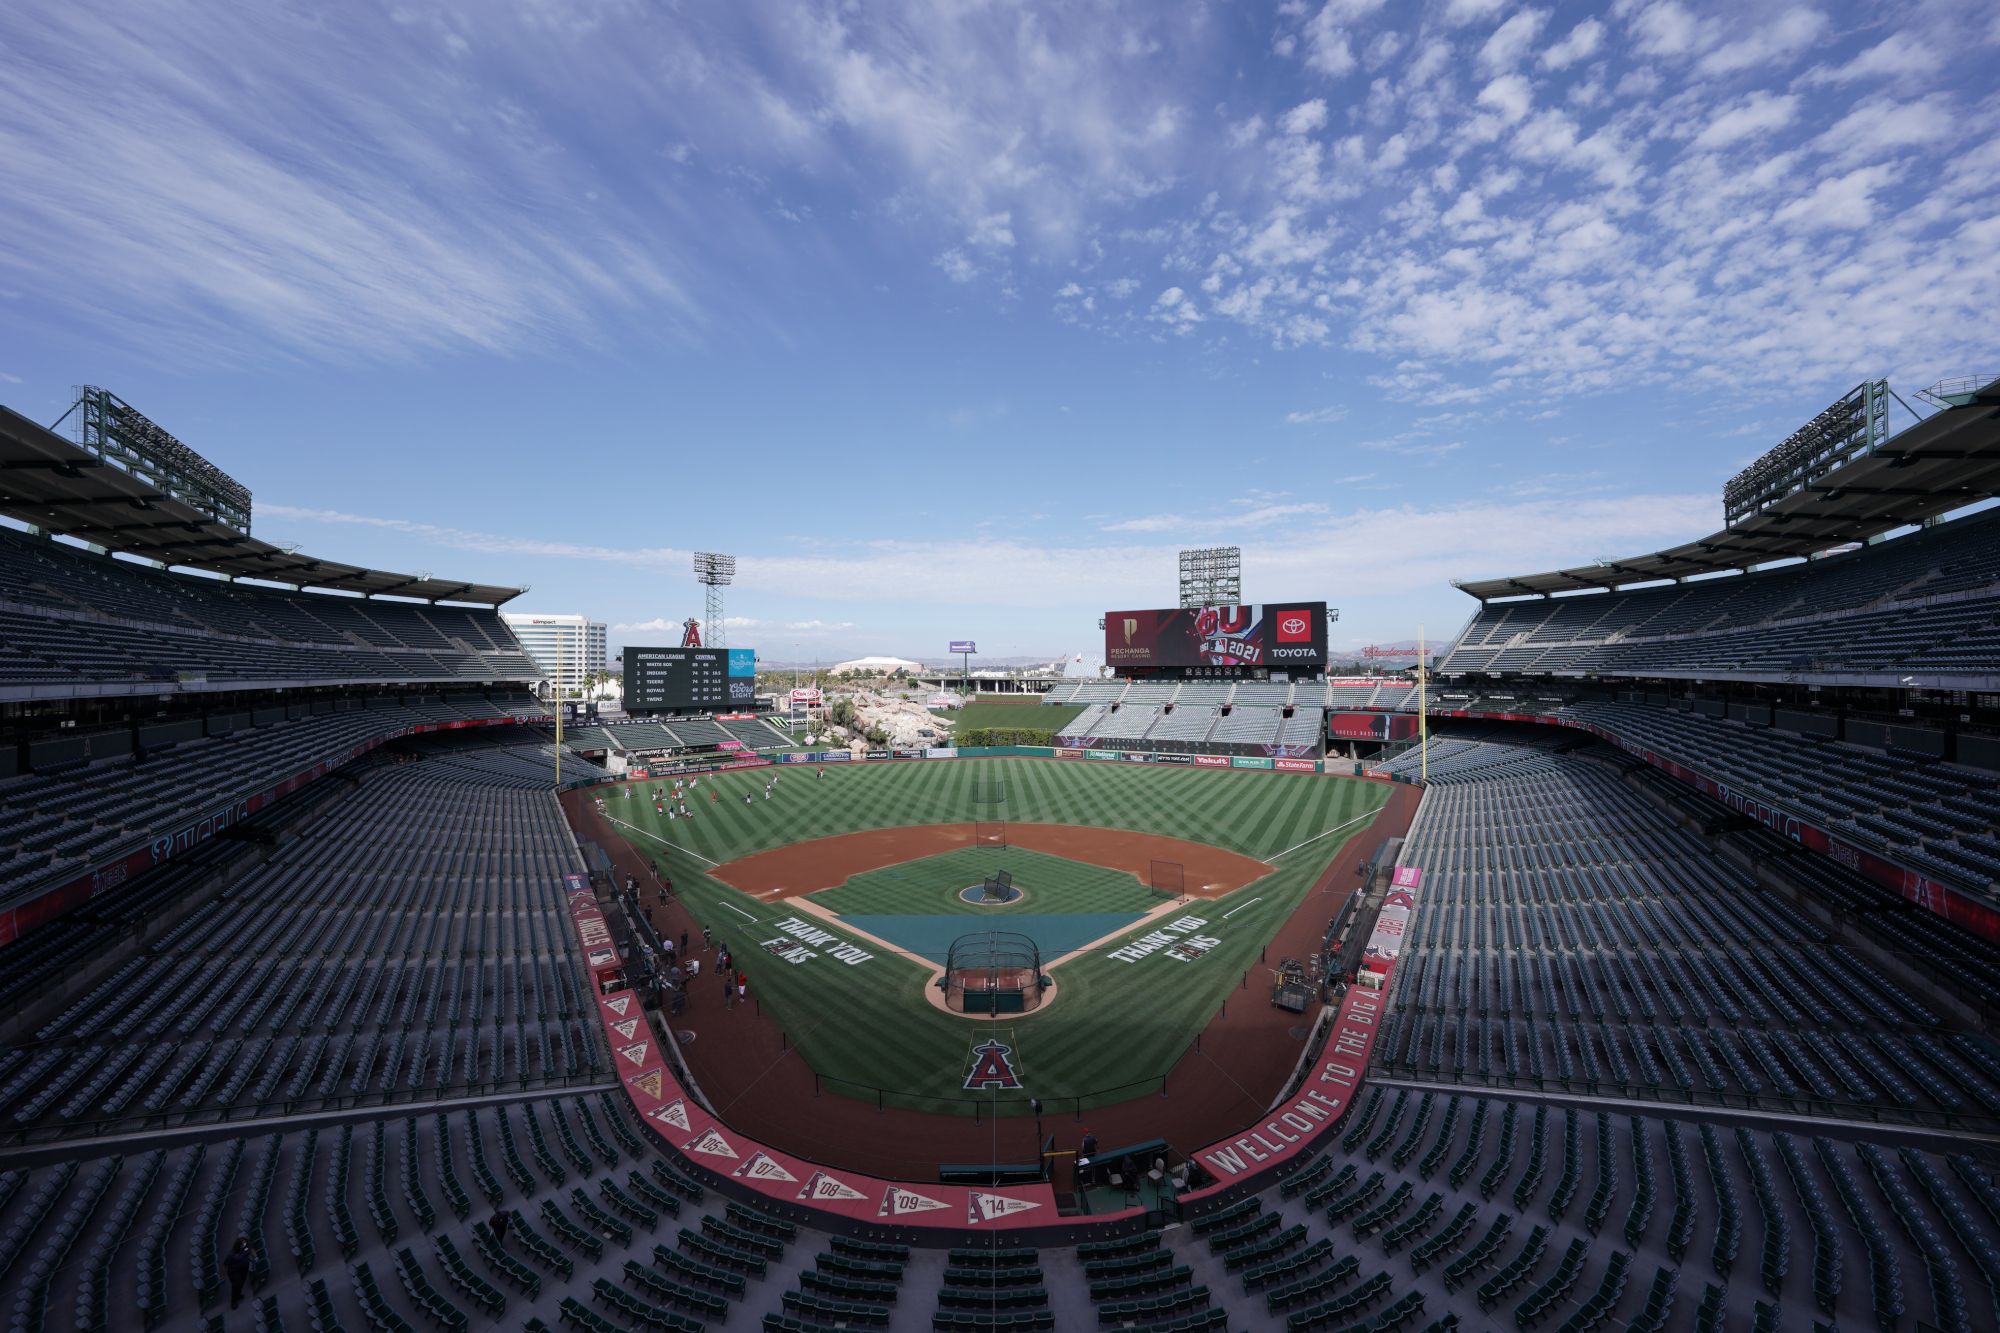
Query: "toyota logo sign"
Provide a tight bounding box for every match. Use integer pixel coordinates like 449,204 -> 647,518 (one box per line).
1273,609 -> 1315,645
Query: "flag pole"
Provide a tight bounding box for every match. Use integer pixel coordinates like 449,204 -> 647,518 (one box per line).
1417,624 -> 1428,784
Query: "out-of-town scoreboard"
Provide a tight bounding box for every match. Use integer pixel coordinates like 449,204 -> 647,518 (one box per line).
624,646 -> 757,712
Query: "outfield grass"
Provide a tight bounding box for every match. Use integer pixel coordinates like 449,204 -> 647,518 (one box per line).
934,698 -> 1085,734
608,758 -> 1385,1112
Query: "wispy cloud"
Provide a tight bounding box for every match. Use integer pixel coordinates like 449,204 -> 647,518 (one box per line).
259,505 -> 685,571
613,615 -> 856,635
266,491 -> 1712,621
6,0 -> 1990,405
1360,439 -> 1463,459
1100,499 -> 1330,534
1283,405 -> 1350,426
0,6 -> 695,361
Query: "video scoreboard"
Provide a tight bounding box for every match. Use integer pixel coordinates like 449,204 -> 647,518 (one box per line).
623,646 -> 757,712
1104,602 -> 1328,673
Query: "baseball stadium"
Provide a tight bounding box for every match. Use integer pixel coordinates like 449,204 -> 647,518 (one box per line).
1,371 -> 1999,1333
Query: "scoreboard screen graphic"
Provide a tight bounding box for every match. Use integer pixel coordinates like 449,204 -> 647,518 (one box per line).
1104,602 -> 1327,670
624,646 -> 757,711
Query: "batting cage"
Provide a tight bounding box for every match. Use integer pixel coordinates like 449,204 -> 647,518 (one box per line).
1150,859 -> 1185,899
943,930 -> 1046,1014
975,819 -> 1008,848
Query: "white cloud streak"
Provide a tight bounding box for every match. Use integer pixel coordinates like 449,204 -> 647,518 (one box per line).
0,3 -> 694,362
264,491 -> 1714,618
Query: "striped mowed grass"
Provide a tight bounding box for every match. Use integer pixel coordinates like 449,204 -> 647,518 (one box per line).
615,758 -> 1386,1111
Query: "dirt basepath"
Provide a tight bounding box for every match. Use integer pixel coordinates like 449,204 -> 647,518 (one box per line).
711,822 -> 1269,900
563,768 -> 1423,1180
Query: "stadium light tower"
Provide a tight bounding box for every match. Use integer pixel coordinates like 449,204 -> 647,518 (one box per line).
1178,546 -> 1241,608
693,552 -> 735,647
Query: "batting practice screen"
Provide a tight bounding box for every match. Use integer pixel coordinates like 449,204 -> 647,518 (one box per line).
623,646 -> 758,711
1104,602 -> 1328,670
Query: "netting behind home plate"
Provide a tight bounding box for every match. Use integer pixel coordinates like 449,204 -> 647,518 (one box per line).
943,930 -> 1045,1014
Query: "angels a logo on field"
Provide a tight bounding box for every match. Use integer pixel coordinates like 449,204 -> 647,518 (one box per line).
732,1151 -> 798,1184
611,1018 -> 640,1041
963,1039 -> 1023,1091
618,1040 -> 652,1067
627,1069 -> 665,1101
647,1099 -> 691,1133
968,1191 -> 1041,1225
878,1185 -> 949,1218
798,1171 -> 867,1203
682,1127 -> 737,1160
602,995 -> 634,1019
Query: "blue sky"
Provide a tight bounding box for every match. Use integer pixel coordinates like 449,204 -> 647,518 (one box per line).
3,0 -> 1995,663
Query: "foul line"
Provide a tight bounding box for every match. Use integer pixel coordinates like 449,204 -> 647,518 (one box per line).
1268,808 -> 1379,861
603,814 -> 754,920
603,815 -> 718,868
1220,897 -> 1264,920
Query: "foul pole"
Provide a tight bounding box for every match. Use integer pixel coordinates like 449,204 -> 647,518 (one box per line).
1417,624 -> 1428,783
553,634 -> 563,787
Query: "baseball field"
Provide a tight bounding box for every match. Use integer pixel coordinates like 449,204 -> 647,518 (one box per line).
600,756 -> 1387,1114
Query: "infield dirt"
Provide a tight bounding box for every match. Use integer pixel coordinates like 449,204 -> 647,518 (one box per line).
710,821 -> 1269,899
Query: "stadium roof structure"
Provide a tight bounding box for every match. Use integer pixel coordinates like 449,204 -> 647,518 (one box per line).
0,404 -> 524,605
1455,373 -> 2000,601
